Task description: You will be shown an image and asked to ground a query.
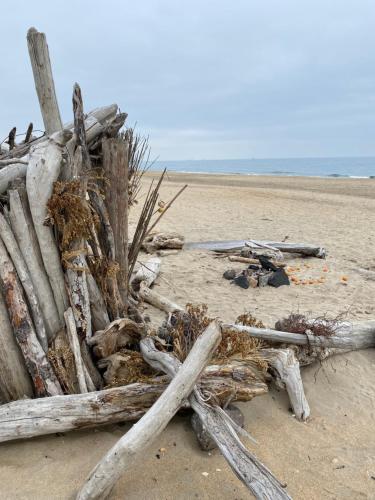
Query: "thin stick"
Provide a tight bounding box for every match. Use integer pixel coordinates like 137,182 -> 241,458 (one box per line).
64,308 -> 88,393
146,184 -> 187,235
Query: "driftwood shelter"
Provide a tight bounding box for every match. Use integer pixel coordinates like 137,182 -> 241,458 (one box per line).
0,28 -> 374,500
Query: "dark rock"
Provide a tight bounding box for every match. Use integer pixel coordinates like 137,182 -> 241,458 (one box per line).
191,405 -> 245,451
223,269 -> 236,280
233,273 -> 249,289
258,255 -> 278,271
268,268 -> 290,287
248,264 -> 261,270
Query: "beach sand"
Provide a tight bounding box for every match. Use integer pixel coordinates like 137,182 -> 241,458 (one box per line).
1,173 -> 374,499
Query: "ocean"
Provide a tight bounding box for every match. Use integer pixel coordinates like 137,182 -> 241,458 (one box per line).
151,157 -> 375,178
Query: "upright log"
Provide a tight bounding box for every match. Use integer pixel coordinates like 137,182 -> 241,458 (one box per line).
8,186 -> 61,339
0,290 -> 33,402
0,212 -> 48,352
26,130 -> 72,322
102,137 -> 129,307
0,238 -> 62,397
27,28 -> 62,135
76,321 -> 221,500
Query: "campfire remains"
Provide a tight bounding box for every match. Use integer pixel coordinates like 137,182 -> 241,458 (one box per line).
0,27 -> 374,500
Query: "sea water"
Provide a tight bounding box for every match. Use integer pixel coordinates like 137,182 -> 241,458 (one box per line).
151,157 -> 375,178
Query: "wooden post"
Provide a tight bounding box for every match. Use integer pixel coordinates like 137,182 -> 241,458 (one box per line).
102,137 -> 129,309
27,27 -> 62,135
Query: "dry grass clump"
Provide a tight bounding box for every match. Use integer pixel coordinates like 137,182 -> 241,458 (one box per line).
168,305 -> 267,371
47,180 -> 99,250
106,350 -> 155,387
48,345 -> 76,394
275,313 -> 341,338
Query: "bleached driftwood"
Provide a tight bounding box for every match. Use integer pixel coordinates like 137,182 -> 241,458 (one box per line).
0,291 -> 33,402
0,158 -> 28,167
64,308 -> 88,393
223,321 -> 375,349
139,282 -> 184,313
132,257 -> 161,288
26,130 -> 71,321
261,348 -> 310,421
0,362 -> 266,442
0,162 -> 28,194
141,337 -> 290,500
142,231 -> 185,253
0,382 -> 165,442
49,328 -> 79,394
0,238 -> 62,397
27,28 -> 62,135
76,321 -> 221,500
9,187 -> 61,338
0,212 -> 48,352
1,104 -> 118,163
185,239 -> 326,258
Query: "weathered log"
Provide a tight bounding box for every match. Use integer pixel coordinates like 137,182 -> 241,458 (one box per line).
0,238 -> 62,397
260,348 -> 310,421
0,290 -> 33,402
1,105 -> 118,162
0,212 -> 48,352
27,27 -> 62,135
76,321 -> 221,500
132,257 -> 161,288
223,321 -> 375,349
8,186 -> 61,338
142,231 -> 185,254
0,158 -> 28,167
26,130 -> 72,321
102,137 -> 129,306
0,382 -> 165,442
141,337 -> 291,500
139,282 -> 184,313
185,239 -> 326,258
64,308 -> 88,393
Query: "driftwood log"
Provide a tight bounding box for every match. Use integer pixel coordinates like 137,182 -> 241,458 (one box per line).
76,321 -> 221,500
224,321 -> 375,349
185,239 -> 326,258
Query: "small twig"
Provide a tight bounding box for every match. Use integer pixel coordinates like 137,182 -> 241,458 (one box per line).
146,184 -> 187,236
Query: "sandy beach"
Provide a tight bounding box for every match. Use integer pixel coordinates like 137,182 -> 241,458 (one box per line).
1,173 -> 374,499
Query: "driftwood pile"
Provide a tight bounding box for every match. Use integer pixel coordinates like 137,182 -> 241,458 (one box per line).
1,27 -> 374,500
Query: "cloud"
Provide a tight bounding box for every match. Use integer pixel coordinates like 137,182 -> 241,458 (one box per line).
1,0 -> 375,158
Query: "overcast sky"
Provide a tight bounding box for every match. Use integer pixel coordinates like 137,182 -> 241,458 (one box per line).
1,0 -> 374,160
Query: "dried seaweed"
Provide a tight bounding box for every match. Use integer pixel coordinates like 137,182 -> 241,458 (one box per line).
46,180 -> 99,251
275,313 -> 342,338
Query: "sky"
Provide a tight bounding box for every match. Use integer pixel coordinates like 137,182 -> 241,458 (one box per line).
1,0 -> 374,160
